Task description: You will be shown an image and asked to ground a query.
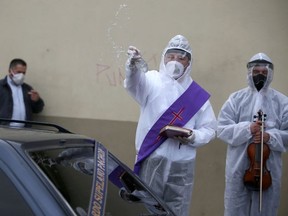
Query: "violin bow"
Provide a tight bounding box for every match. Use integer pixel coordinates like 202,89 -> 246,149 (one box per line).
259,109 -> 265,212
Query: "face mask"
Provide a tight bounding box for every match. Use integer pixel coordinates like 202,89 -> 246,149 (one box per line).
165,61 -> 184,79
253,74 -> 267,91
11,73 -> 25,85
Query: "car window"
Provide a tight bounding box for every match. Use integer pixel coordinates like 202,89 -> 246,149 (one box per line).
29,145 -> 173,216
0,168 -> 35,216
30,147 -> 93,215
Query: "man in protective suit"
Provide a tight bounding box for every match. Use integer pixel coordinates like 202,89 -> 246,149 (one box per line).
124,35 -> 216,216
217,53 -> 288,216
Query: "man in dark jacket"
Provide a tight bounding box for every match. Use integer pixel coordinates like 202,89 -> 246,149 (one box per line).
0,58 -> 44,125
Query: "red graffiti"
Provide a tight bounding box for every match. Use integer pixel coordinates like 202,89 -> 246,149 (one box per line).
95,53 -> 159,87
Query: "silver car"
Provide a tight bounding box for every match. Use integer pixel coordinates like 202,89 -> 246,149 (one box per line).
0,119 -> 175,216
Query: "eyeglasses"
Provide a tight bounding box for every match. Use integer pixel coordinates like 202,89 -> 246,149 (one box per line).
164,53 -> 189,62
252,67 -> 268,76
247,62 -> 273,70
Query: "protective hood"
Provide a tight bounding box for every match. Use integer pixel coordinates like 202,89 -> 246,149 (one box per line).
159,35 -> 193,88
246,52 -> 274,91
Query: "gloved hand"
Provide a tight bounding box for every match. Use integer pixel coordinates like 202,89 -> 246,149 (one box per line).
173,132 -> 195,144
250,120 -> 262,134
126,46 -> 148,73
127,46 -> 142,64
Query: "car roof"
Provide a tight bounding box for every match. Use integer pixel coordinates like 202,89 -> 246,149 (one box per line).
0,119 -> 94,145
1,127 -> 90,143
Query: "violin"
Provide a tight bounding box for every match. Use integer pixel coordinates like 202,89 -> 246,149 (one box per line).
243,109 -> 272,211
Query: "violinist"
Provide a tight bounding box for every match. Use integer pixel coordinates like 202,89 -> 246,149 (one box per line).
217,53 -> 288,216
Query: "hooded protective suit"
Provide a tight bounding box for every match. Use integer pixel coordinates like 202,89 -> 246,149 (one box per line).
217,53 -> 288,216
124,35 -> 216,216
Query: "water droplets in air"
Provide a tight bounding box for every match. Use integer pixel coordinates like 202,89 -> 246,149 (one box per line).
107,2 -> 130,62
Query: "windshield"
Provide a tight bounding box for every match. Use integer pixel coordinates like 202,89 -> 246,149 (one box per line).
29,142 -> 174,216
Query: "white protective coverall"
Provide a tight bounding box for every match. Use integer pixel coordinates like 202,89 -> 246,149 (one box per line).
217,53 -> 288,216
124,35 -> 216,216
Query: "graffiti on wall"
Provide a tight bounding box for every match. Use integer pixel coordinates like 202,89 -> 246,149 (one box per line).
95,53 -> 159,87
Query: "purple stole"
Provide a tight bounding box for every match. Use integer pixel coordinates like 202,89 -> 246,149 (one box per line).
134,81 -> 210,174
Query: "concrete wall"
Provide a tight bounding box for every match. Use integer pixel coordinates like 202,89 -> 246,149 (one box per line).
37,116 -> 288,216
1,0 -> 288,215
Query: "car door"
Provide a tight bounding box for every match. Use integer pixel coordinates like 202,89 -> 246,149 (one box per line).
25,141 -> 175,216
0,140 -> 72,216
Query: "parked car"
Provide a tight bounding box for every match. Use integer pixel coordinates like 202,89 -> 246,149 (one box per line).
0,119 -> 175,216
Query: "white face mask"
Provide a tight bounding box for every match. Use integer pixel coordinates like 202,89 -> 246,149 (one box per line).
11,73 -> 25,85
165,61 -> 185,79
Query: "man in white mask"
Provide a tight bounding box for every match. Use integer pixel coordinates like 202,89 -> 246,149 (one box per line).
124,35 -> 216,216
0,58 -> 44,126
217,53 -> 288,216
